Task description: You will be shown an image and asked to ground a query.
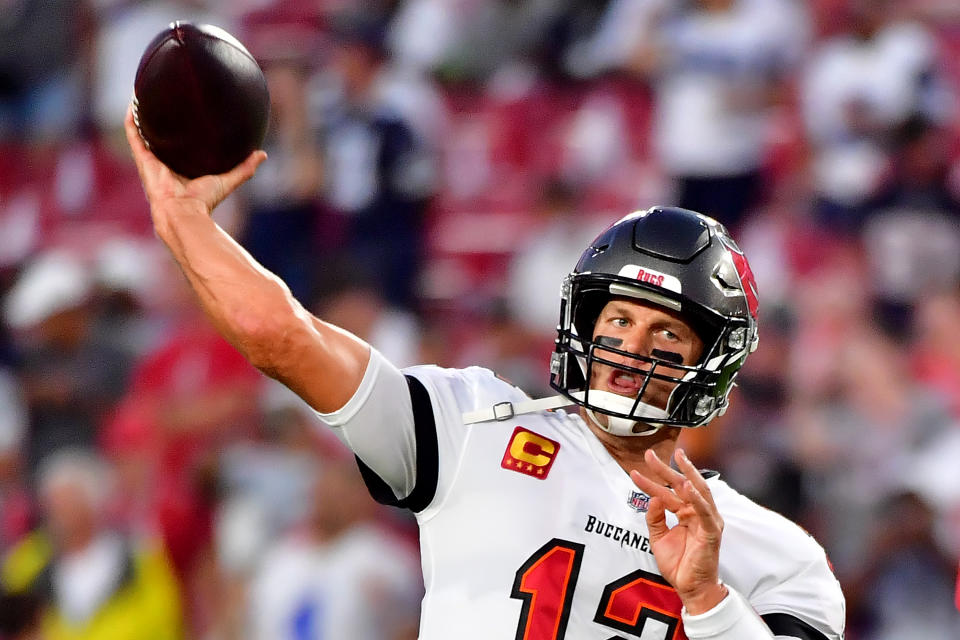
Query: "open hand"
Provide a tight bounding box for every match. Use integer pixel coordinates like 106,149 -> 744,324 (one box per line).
124,103 -> 267,216
630,448 -> 728,614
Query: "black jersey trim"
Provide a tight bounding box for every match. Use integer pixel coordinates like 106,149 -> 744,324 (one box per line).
760,613 -> 830,640
355,374 -> 439,513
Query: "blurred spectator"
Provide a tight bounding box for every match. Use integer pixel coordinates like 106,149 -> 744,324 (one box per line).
386,0 -> 465,75
413,0 -> 572,82
0,368 -> 31,554
3,250 -> 132,473
558,84 -> 637,197
578,0 -> 808,230
862,207 -> 960,335
388,0 -> 613,80
0,272 -> 17,368
898,408 -> 960,569
313,16 -> 436,310
452,303 -> 552,396
869,114 -> 960,217
911,289 -> 960,418
0,126 -> 154,266
505,178 -> 603,335
0,449 -> 182,640
248,456 -> 421,640
789,326 -> 955,578
733,182 -> 828,312
90,237 -> 165,360
785,247 -> 871,401
316,280 -> 422,369
99,262 -> 262,634
845,491 -> 960,639
239,49 -> 323,305
0,591 -> 43,640
860,115 -> 960,336
0,0 -> 95,142
802,0 -> 956,231
217,381 -> 326,556
202,380 -> 366,640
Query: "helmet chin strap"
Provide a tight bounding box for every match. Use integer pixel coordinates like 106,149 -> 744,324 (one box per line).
584,410 -> 661,437
567,332 -> 671,436
573,390 -> 667,437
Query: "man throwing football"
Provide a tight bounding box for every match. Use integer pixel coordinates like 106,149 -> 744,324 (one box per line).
125,105 -> 844,640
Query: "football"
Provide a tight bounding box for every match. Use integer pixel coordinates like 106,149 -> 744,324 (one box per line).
133,22 -> 270,179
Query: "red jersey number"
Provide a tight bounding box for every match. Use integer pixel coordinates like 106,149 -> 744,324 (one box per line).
511,539 -> 584,640
512,541 -> 686,640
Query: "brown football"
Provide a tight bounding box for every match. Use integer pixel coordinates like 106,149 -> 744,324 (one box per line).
133,22 -> 270,179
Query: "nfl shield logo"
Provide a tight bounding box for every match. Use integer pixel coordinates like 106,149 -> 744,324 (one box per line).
627,490 -> 650,513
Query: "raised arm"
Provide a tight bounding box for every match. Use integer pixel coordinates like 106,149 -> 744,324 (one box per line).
124,105 -> 369,412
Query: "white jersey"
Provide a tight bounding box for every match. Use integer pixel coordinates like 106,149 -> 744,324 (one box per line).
317,349 -> 845,640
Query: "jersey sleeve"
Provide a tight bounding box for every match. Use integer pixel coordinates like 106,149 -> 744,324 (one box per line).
711,479 -> 846,640
314,348 -> 525,513
394,363 -> 531,515
314,347 -> 421,505
682,587 -> 777,640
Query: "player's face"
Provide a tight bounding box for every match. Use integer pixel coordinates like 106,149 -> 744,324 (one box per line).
589,298 -> 704,410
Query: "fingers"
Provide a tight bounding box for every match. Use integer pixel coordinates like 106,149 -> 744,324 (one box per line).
125,102 -> 171,194
126,99 -> 267,212
643,447 -> 717,512
217,150 -> 268,195
200,150 -> 266,211
679,478 -> 723,537
668,449 -> 723,538
124,105 -> 149,174
125,103 -> 160,165
632,448 -> 723,536
125,101 -> 267,185
674,448 -> 718,512
644,496 -> 670,542
124,103 -> 141,151
630,469 -> 684,513
643,448 -> 688,488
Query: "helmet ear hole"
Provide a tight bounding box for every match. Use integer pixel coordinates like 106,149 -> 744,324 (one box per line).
571,289 -> 608,340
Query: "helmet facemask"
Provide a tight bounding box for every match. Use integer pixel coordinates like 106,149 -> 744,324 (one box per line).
548,206 -> 759,435
550,273 -> 753,435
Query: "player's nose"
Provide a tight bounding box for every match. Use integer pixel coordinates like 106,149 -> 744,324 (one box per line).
617,328 -> 654,365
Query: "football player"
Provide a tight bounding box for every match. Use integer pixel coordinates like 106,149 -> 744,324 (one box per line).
125,106 -> 845,639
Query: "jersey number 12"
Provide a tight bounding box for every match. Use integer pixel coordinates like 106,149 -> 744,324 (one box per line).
511,539 -> 687,640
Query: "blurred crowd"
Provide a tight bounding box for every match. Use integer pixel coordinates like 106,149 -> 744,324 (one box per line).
1,0 -> 959,638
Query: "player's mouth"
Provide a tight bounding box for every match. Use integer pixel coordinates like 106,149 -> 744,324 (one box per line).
606,370 -> 644,395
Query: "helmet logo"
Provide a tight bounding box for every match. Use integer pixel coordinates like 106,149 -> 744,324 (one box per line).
719,237 -> 759,319
617,265 -> 682,294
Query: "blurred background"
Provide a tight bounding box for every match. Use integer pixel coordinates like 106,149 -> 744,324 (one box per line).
0,0 -> 959,638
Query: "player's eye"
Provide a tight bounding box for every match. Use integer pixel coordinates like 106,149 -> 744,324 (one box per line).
611,317 -> 630,328
659,328 -> 679,341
